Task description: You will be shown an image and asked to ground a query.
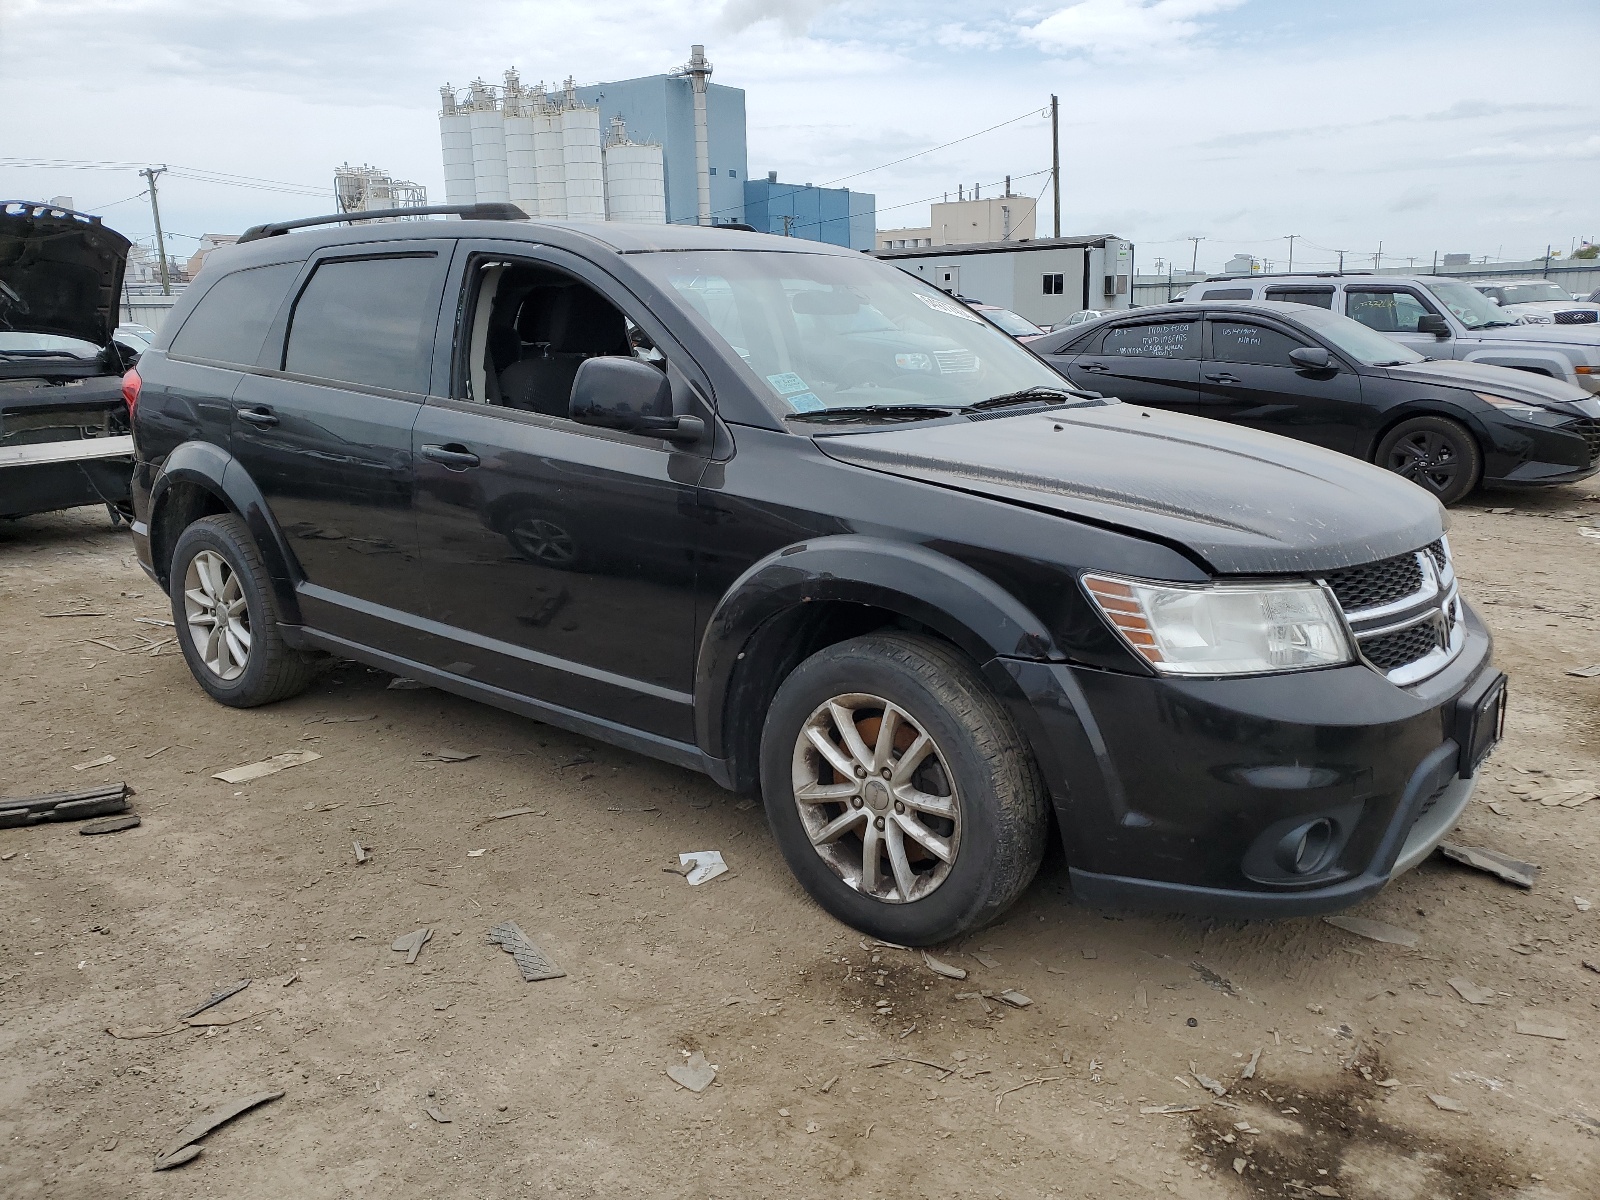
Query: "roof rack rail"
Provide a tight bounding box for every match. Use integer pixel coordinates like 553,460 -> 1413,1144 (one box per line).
238,202 -> 528,244
1201,270 -> 1371,282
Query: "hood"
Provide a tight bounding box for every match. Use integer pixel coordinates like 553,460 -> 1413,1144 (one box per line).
1382,358 -> 1594,407
1502,301 -> 1600,315
816,403 -> 1443,575
1466,318 -> 1600,347
0,202 -> 131,347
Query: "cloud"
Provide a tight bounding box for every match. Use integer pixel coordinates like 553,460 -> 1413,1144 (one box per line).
719,0 -> 841,36
1025,0 -> 1245,59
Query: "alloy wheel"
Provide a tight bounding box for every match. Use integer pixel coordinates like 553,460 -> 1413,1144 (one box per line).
1387,430 -> 1460,495
183,549 -> 251,681
790,693 -> 961,903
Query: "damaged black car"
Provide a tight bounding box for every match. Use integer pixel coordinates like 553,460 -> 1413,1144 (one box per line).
1,201 -> 136,523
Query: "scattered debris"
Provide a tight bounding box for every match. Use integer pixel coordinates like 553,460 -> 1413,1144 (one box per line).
1,783 -> 130,828
483,806 -> 543,823
466,849 -> 487,857
1515,1020 -> 1567,1040
487,921 -> 565,981
1323,915 -> 1419,947
734,798 -> 757,812
1575,896 -> 1592,912
386,677 -> 429,690
1437,841 -> 1538,889
152,1090 -> 284,1171
391,928 -> 432,965
72,754 -> 116,771
1447,977 -> 1495,1005
666,1050 -> 717,1092
556,753 -> 594,769
971,951 -> 1000,969
352,842 -> 370,865
1428,1094 -> 1468,1113
280,972 -> 300,988
81,814 -> 140,835
106,1023 -> 184,1040
1239,1048 -> 1262,1081
186,1007 -> 275,1028
303,713 -> 376,724
424,1106 -> 452,1124
1233,1157 -> 1247,1175
419,748 -> 479,763
1505,777 -> 1598,807
144,745 -> 170,758
1140,1104 -> 1201,1115
1584,961 -> 1600,975
820,1075 -> 839,1094
867,1056 -> 954,1079
180,979 -> 250,1020
43,609 -> 107,618
1191,962 -> 1239,995
994,1075 -> 1059,1113
998,989 -> 1033,1008
1190,1063 -> 1228,1097
212,750 -> 322,785
676,850 -> 728,885
1486,507 -> 1513,515
921,951 -> 967,980
1565,664 -> 1600,678
1081,948 -> 1097,960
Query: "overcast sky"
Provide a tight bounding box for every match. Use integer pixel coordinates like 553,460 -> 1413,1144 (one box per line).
2,0 -> 1596,273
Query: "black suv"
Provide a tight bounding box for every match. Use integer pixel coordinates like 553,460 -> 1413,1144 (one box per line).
127,205 -> 1505,944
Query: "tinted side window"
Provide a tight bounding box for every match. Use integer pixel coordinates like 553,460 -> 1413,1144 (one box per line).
1210,321 -> 1304,367
283,254 -> 440,393
168,262 -> 299,365
1100,320 -> 1200,359
1200,288 -> 1253,300
1345,289 -> 1434,334
1264,287 -> 1334,309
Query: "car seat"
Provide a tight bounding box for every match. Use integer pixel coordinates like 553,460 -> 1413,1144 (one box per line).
499,285 -> 630,417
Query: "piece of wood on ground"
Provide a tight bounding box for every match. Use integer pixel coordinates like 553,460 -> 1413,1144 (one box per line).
1140,1104 -> 1201,1115
666,1050 -> 717,1093
212,750 -> 321,785
180,979 -> 250,1020
72,754 -> 116,771
152,1090 -> 284,1171
995,1075 -> 1060,1113
352,842 -> 370,865
1323,915 -> 1419,948
483,806 -> 542,823
1447,977 -> 1495,1005
81,814 -> 140,835
1437,842 -> 1538,889
486,921 -> 564,981
391,928 -> 432,965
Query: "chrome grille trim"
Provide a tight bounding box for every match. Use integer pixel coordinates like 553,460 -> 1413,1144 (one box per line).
1319,537 -> 1463,684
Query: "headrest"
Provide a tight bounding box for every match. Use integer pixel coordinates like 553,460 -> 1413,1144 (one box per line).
516,285 -> 629,356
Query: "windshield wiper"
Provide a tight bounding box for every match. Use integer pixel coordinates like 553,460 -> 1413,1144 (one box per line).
967,386 -> 1084,410
785,404 -> 956,424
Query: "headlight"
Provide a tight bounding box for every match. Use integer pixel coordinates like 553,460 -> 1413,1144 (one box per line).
1475,391 -> 1542,418
1523,315 -> 1553,324
895,353 -> 933,371
1084,574 -> 1353,676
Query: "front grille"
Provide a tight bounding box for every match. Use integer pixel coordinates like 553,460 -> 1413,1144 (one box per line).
1570,417 -> 1600,464
934,349 -> 978,374
1424,540 -> 1448,573
1554,310 -> 1598,325
1363,620 -> 1443,671
1324,551 -> 1424,612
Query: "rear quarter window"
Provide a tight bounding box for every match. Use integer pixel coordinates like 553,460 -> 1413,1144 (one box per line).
168,261 -> 300,366
282,254 -> 442,394
1264,288 -> 1334,309
1200,288 -> 1253,300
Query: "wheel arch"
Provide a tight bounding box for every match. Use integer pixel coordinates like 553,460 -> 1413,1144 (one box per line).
695,536 -> 1060,793
148,440 -> 302,623
1361,400 -> 1490,465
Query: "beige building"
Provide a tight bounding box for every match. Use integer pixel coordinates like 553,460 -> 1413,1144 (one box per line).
878,191 -> 1038,252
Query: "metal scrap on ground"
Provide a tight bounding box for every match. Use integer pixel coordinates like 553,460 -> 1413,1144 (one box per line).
152,1090 -> 284,1171
667,1049 -> 717,1092
391,928 -> 432,965
1437,841 -> 1539,888
486,921 -> 565,981
677,850 -> 728,885
212,750 -> 322,785
1,783 -> 129,828
1323,915 -> 1420,947
180,979 -> 250,1020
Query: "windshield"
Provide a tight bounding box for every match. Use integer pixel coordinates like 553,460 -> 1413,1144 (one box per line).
1430,280 -> 1516,330
1493,282 -> 1574,306
635,250 -> 1072,414
1289,306 -> 1426,366
0,331 -> 100,357
982,307 -> 1046,337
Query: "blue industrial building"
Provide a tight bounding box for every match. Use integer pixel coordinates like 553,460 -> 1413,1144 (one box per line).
573,75 -> 747,228
742,174 -> 875,251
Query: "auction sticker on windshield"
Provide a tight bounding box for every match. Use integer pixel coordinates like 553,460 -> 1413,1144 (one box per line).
766,372 -> 810,395
786,392 -> 825,413
913,292 -> 983,322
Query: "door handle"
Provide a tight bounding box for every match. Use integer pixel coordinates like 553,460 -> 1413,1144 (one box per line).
236,407 -> 279,428
1079,361 -> 1109,372
1203,373 -> 1241,384
421,443 -> 481,470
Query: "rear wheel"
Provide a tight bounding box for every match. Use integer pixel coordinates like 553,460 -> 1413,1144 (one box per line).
760,632 -> 1050,945
169,513 -> 317,707
1375,415 -> 1482,506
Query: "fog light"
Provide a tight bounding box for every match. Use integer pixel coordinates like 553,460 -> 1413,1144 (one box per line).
1275,818 -> 1334,875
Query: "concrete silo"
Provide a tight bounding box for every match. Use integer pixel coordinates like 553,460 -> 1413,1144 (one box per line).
531,82 -> 567,219
501,69 -> 541,214
467,79 -> 509,203
439,85 -> 476,206
559,78 -> 606,221
603,118 -> 666,224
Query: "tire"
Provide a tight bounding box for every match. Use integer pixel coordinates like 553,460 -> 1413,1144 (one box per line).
169,513 -> 317,707
1374,415 -> 1482,506
759,632 -> 1050,945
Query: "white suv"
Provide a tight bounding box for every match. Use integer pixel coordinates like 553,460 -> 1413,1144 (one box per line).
1468,280 -> 1600,327
1183,274 -> 1600,394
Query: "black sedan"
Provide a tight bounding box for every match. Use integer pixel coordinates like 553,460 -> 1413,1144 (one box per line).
1030,300 -> 1600,505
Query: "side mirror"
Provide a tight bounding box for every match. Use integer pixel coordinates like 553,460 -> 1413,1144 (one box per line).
1416,313 -> 1451,338
569,356 -> 704,443
1288,346 -> 1334,370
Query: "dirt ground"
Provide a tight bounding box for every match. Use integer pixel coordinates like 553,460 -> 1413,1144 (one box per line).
2,486 -> 1597,1200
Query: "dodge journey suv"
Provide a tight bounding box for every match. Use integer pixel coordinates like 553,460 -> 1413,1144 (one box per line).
127,205 -> 1505,944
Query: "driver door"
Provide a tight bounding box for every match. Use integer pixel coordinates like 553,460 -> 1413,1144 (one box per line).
1341,287 -> 1448,358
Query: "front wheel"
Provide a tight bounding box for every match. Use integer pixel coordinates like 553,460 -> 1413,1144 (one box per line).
1374,415 -> 1482,506
759,632 -> 1050,945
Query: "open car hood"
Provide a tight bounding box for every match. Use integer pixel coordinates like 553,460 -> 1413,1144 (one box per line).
0,202 -> 130,348
816,403 -> 1443,575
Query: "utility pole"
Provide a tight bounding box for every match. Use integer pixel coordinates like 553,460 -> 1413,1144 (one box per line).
1371,241 -> 1383,271
1543,243 -> 1552,278
1050,94 -> 1061,239
1188,235 -> 1204,274
781,214 -> 794,237
1336,249 -> 1346,272
141,165 -> 171,296
1431,250 -> 1438,274
1285,234 -> 1298,274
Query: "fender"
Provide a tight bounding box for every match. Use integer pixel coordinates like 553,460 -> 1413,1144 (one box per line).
693,534 -> 1061,760
148,440 -> 303,624
1458,346 -> 1578,386
1357,398 -> 1499,461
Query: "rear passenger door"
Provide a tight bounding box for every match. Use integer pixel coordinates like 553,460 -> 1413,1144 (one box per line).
1057,316 -> 1202,410
1197,316 -> 1365,453
229,242 -> 451,650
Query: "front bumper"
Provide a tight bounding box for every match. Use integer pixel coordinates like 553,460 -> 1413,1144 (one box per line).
988,601 -> 1499,918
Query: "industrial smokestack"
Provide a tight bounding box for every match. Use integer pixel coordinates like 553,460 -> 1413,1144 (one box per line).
672,45 -> 714,226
